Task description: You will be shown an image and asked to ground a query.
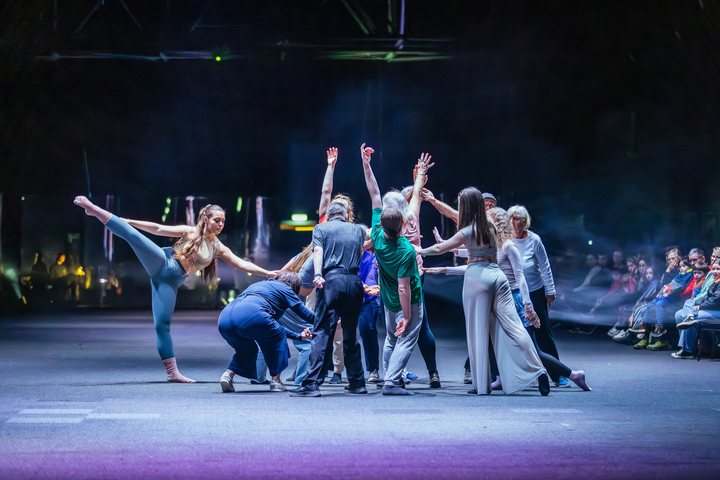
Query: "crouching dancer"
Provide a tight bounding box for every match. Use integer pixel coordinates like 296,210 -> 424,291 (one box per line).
363,144 -> 428,396
218,271 -> 313,393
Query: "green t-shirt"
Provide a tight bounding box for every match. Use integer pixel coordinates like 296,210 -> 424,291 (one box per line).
371,207 -> 423,312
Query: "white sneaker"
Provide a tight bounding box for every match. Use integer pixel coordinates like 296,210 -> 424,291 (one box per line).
220,371 -> 235,393
607,327 -> 619,337
270,380 -> 286,392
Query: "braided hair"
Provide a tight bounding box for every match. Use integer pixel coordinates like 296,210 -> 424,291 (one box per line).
173,204 -> 225,284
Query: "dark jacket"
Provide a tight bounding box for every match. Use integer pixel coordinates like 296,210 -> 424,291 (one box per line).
698,280 -> 720,311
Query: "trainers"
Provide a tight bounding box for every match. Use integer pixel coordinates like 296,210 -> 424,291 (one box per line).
345,386 -> 368,394
329,373 -> 343,384
554,375 -> 571,388
367,370 -> 382,383
612,330 -> 629,343
463,368 -> 472,384
607,327 -> 620,337
270,380 -> 286,392
402,368 -> 417,381
677,317 -> 699,330
671,349 -> 694,359
220,371 -> 235,393
629,322 -> 646,333
429,372 -> 441,389
647,338 -> 669,351
633,337 -> 649,349
650,328 -> 667,338
288,385 -> 321,397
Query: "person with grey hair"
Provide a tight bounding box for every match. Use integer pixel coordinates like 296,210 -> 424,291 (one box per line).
290,198 -> 369,397
507,205 -> 567,387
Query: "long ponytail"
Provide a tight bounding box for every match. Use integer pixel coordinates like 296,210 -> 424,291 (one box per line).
173,204 -> 225,284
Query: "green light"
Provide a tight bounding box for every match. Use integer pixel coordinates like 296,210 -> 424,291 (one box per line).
21,196 -> 25,200
236,197 -> 242,213
164,207 -> 170,214
588,240 -> 593,245
291,213 -> 308,222
215,56 -> 221,62
161,214 -> 167,223
166,197 -> 171,204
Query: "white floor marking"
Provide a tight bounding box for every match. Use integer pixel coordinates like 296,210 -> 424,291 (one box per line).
20,409 -> 93,415
86,413 -> 160,419
8,418 -> 84,423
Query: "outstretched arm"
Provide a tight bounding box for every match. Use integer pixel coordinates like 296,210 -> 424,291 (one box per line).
318,147 -> 338,220
418,230 -> 467,257
408,153 -> 434,216
422,189 -> 459,224
123,219 -> 192,238
216,244 -> 271,277
361,143 -> 382,209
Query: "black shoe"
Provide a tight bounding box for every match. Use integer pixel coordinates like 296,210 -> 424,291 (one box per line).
538,374 -> 550,397
289,385 -> 321,397
329,373 -> 343,384
467,389 -> 478,395
382,385 -> 414,395
429,372 -> 441,389
463,368 -> 472,384
250,379 -> 270,385
346,386 -> 368,394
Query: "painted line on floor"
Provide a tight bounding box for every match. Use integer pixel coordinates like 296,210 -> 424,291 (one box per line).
511,408 -> 582,414
20,409 -> 93,415
86,414 -> 160,419
20,408 -> 92,415
7,417 -> 84,424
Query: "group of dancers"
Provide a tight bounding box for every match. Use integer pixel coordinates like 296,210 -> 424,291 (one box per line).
73,142 -> 592,396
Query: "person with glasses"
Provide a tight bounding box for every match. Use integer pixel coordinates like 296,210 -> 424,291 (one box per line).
74,196 -> 273,383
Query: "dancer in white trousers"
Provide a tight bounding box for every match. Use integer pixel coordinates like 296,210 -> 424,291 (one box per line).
418,187 -> 550,396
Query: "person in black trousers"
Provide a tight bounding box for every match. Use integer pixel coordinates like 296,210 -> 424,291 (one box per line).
290,201 -> 368,397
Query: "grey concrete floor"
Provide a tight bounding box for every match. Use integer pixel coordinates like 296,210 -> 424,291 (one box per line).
1,310 -> 719,479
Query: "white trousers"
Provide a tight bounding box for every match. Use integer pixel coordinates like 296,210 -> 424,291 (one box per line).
463,262 -> 546,394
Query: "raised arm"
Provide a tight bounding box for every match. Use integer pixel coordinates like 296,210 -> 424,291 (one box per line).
408,153 -> 434,216
422,189 -> 459,224
124,219 -> 193,238
361,143 -> 382,209
216,244 -> 271,277
318,147 -> 338,220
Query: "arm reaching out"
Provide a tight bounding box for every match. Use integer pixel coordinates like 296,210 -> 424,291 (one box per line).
418,229 -> 468,257
408,153 -> 434,216
216,245 -> 271,277
361,143 -> 382,209
124,219 -> 192,238
422,189 -> 459,224
318,147 -> 338,220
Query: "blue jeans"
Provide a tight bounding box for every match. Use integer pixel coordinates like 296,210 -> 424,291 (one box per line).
256,309 -> 313,384
358,298 -> 381,372
674,307 -> 720,353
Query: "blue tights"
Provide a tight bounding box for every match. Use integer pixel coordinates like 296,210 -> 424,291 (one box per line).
105,216 -> 187,360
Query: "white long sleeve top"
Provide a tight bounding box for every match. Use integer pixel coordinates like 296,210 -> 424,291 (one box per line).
512,231 -> 556,296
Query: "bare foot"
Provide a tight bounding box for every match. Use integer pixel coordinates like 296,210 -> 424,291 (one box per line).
491,376 -> 503,391
167,372 -> 196,383
74,195 -> 111,224
569,370 -> 591,391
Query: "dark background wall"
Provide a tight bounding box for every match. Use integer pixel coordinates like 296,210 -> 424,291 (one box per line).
2,1 -> 720,273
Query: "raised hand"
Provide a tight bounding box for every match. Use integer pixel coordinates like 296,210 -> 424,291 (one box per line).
360,143 -> 374,165
327,147 -> 338,166
432,226 -> 444,244
415,152 -> 435,176
421,188 -> 436,204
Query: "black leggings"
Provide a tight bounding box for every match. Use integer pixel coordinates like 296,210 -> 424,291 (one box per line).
530,286 -> 560,360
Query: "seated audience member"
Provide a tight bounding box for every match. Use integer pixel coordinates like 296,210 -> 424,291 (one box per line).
674,260 -> 718,358
612,250 -> 626,273
636,257 -> 694,351
610,266 -> 660,343
573,255 -> 602,292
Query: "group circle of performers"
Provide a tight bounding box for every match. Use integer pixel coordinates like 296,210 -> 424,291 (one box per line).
74,143 -> 591,396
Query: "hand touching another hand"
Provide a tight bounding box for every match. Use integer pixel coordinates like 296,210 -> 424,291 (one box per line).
301,328 -> 313,340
